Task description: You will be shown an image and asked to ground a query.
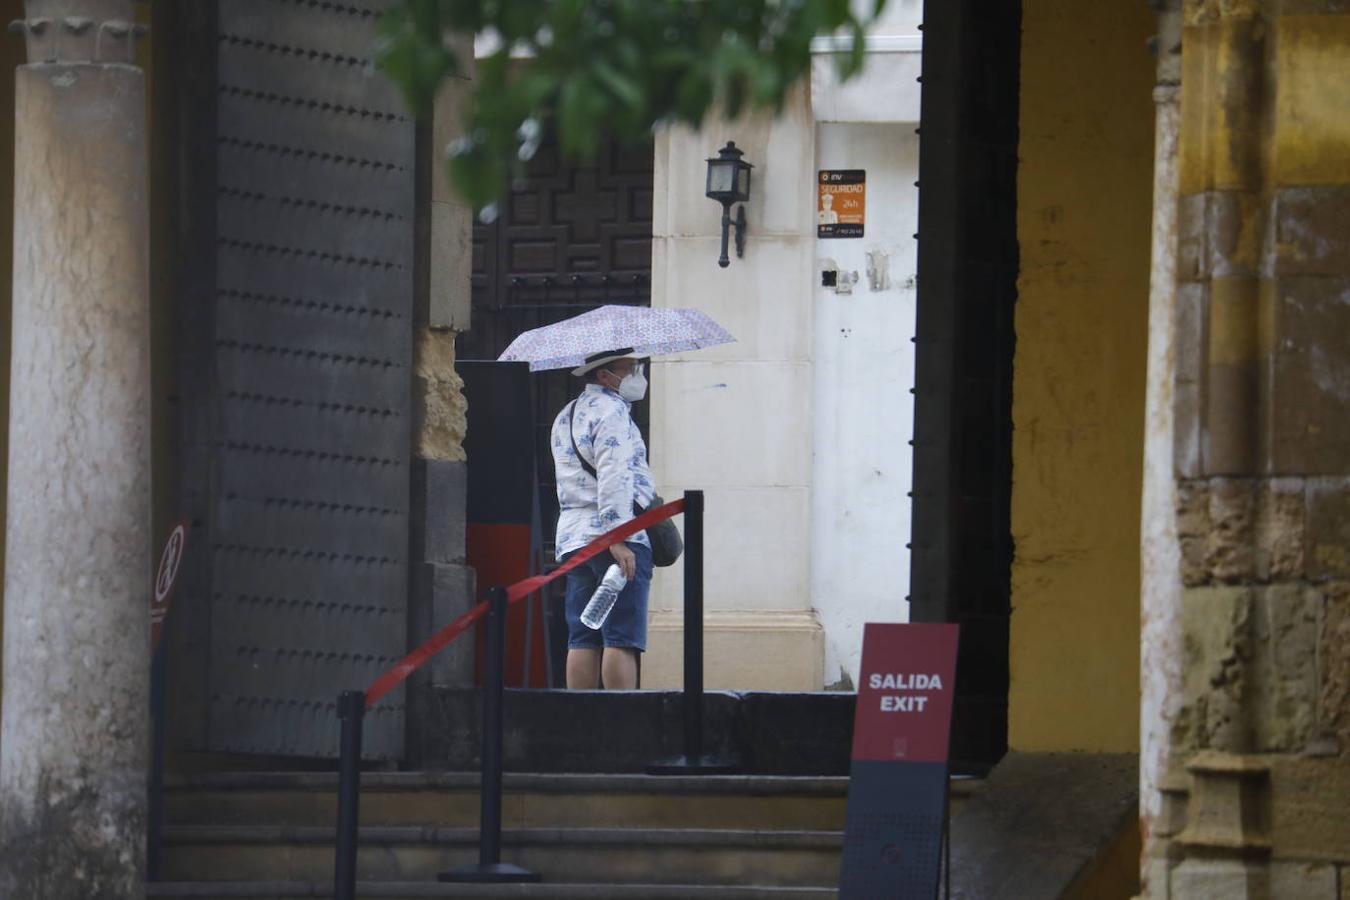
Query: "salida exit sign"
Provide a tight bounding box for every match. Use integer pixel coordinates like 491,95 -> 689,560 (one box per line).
841,623 -> 960,899
851,623 -> 958,763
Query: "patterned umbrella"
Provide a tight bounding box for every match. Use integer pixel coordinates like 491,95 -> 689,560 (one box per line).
497,305 -> 736,372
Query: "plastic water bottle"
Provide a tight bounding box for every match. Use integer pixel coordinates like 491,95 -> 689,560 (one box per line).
581,564 -> 627,630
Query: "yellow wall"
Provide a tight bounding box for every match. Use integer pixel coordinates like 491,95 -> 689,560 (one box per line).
1010,0 -> 1155,751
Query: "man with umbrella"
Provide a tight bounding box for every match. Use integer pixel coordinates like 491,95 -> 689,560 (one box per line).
498,305 -> 734,689
552,349 -> 654,689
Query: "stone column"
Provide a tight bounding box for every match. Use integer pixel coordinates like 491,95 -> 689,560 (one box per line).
404,40 -> 476,764
1157,0 -> 1350,895
0,1 -> 150,896
1161,3 -> 1274,893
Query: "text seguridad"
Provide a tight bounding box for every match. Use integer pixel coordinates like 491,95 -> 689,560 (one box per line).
868,672 -> 943,713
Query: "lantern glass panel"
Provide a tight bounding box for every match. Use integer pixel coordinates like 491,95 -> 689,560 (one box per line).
736,166 -> 750,200
707,161 -> 737,198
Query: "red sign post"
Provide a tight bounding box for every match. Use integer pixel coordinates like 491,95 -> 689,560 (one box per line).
840,623 -> 960,898
148,519 -> 190,881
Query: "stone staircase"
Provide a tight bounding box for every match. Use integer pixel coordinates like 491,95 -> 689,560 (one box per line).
146,771 -> 977,899
144,754 -> 1144,899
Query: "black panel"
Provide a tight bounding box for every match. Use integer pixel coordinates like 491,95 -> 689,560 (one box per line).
910,0 -> 1021,770
421,689 -> 859,774
840,761 -> 950,898
164,0 -> 220,753
174,0 -> 414,760
460,362 -> 536,526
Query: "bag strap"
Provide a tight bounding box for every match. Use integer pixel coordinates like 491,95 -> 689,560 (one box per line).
567,400 -> 599,481
569,398 -> 647,515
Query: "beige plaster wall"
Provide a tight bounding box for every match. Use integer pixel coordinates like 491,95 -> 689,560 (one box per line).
810,122 -> 919,689
645,86 -> 826,691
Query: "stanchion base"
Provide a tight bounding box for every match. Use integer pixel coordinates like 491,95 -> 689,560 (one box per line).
438,863 -> 541,883
646,755 -> 740,775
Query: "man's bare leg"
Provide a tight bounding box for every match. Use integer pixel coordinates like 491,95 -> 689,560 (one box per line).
566,648 -> 601,689
601,647 -> 638,690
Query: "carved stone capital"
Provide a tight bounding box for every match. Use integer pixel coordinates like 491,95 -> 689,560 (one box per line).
10,0 -> 144,65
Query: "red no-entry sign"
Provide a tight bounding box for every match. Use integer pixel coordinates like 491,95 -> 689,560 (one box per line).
151,521 -> 191,652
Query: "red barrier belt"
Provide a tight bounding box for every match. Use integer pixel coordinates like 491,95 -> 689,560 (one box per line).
364,498 -> 685,709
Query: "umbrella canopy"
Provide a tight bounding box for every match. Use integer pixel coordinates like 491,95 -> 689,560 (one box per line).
497,305 -> 735,372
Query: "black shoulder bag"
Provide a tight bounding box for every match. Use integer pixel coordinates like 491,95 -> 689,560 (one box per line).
569,401 -> 683,567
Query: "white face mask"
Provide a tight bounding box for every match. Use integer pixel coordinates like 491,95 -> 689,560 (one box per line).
616,364 -> 647,402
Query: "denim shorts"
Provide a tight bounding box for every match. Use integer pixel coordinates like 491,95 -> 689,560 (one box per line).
562,542 -> 652,651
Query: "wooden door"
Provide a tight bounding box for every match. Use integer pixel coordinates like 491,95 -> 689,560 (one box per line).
173,0 -> 414,759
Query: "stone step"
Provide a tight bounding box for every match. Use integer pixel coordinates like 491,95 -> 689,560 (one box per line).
165,771 -> 977,831
166,772 -> 851,831
158,825 -> 844,888
146,881 -> 838,899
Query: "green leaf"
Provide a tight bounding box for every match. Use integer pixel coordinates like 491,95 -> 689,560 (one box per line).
592,61 -> 645,113
377,0 -> 881,205
374,4 -> 456,117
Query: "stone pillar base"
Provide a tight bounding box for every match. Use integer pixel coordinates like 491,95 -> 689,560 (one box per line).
643,609 -> 825,691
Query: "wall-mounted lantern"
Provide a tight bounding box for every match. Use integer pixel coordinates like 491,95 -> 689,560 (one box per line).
705,141 -> 753,268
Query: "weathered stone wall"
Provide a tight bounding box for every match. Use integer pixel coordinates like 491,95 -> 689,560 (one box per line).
1140,2 -> 1183,872
414,39 -> 474,467
414,327 -> 468,463
1146,0 -> 1350,895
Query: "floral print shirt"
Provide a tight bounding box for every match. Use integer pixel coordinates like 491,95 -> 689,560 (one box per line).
551,384 -> 656,559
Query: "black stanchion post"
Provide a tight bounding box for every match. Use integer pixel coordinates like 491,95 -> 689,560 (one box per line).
146,632 -> 168,882
440,588 -> 539,883
684,489 -> 705,760
944,794 -> 952,900
649,490 -> 737,774
334,689 -> 365,900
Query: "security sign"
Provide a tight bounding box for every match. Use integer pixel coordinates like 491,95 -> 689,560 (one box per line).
818,169 -> 866,238
151,521 -> 191,652
840,623 -> 959,899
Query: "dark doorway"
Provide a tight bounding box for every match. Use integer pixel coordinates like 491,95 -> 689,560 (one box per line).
458,134 -> 655,562
910,0 -> 1022,772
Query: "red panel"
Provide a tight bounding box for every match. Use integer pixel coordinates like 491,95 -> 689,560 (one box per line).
466,523 -> 549,688
850,624 -> 960,764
